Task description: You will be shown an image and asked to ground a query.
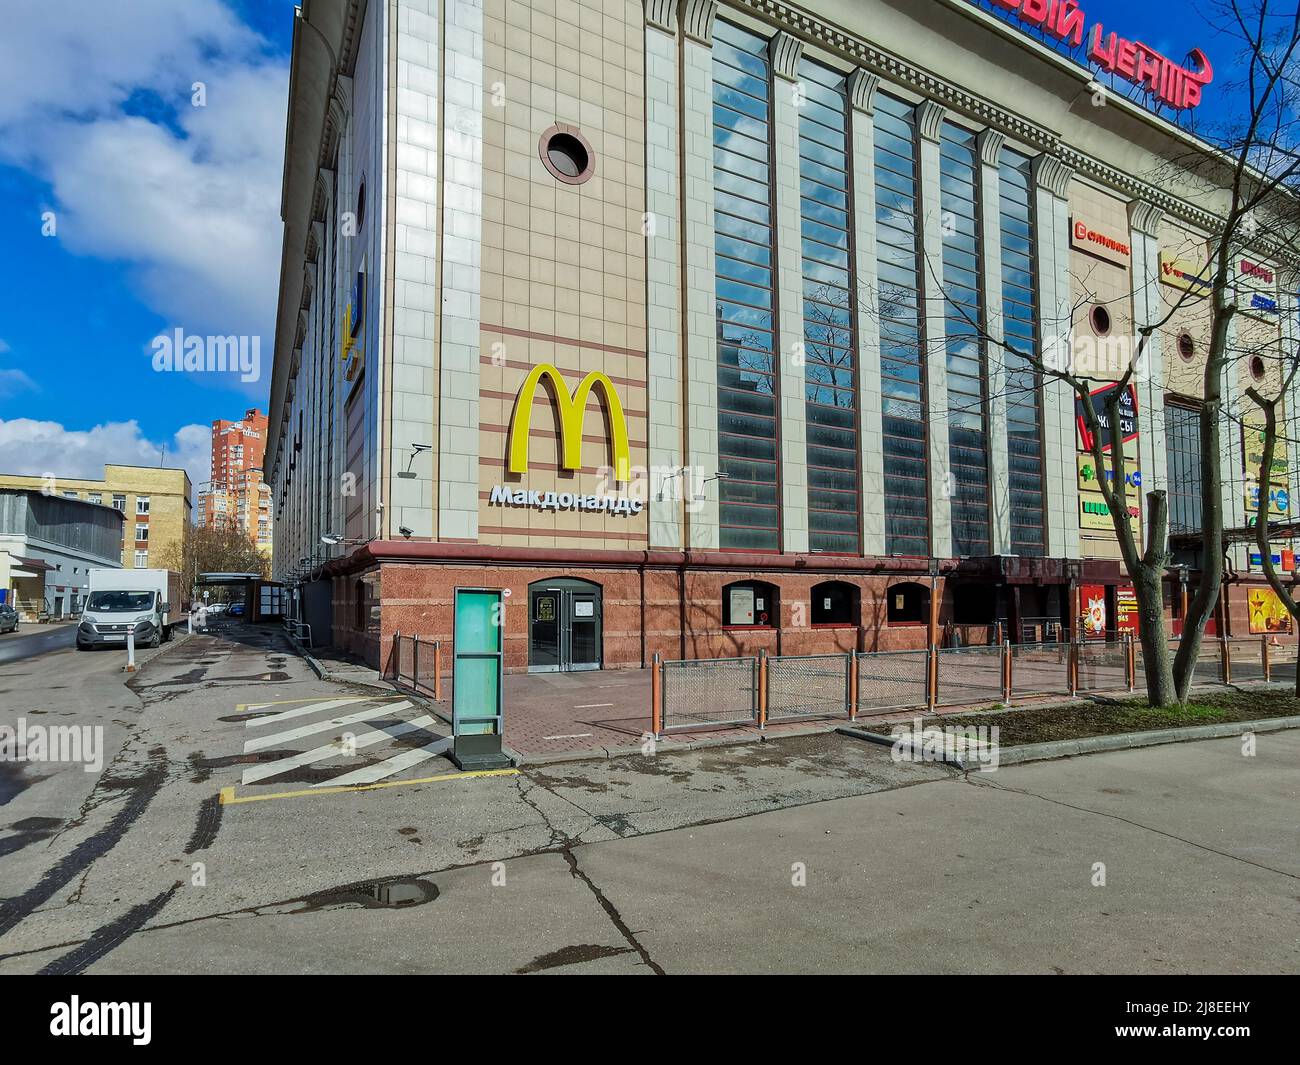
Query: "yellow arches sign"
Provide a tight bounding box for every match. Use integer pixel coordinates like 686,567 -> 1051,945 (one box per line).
507,363 -> 631,483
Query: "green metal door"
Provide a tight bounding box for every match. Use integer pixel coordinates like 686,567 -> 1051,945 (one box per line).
452,588 -> 503,737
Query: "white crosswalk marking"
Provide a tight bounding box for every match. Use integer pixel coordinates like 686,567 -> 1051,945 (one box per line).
240,715 -> 440,786
243,701 -> 414,753
317,737 -> 453,788
244,697 -> 382,728
227,696 -> 453,791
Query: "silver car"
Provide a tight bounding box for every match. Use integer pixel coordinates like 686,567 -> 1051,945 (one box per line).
0,605 -> 19,634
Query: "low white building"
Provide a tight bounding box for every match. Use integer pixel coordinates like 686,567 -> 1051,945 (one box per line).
0,490 -> 124,620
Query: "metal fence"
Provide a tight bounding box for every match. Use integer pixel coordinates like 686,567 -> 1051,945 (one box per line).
387,633 -> 443,700
856,648 -> 930,715
651,632 -> 1293,736
1011,641 -> 1073,697
660,656 -> 758,732
934,645 -> 1004,707
1077,640 -> 1130,693
768,654 -> 850,722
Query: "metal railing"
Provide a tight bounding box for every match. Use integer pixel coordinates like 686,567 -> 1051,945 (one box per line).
387,632 -> 444,701
659,656 -> 758,732
650,631 -> 1293,736
767,654 -> 851,722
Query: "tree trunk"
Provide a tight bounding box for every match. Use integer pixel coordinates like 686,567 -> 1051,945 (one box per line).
1134,563 -> 1176,706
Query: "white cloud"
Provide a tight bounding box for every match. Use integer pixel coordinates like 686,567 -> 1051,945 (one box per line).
0,418 -> 210,504
0,1 -> 288,344
0,369 -> 38,399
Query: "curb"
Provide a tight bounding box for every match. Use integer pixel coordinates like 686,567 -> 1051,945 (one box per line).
294,640 -> 402,695
837,715 -> 1300,768
511,721 -> 839,767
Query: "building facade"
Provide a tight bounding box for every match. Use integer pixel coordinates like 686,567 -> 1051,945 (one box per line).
199,406 -> 273,559
0,465 -> 192,574
268,0 -> 1300,670
0,490 -> 124,619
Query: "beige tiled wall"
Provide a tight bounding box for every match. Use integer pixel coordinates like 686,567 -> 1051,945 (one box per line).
478,0 -> 649,550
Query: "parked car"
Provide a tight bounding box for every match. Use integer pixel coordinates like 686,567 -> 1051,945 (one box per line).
206,602 -> 227,615
228,603 -> 246,618
0,604 -> 19,633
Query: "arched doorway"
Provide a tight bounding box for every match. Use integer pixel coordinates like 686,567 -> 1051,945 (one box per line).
528,578 -> 603,672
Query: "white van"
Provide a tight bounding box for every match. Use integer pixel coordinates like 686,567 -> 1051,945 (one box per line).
78,569 -> 185,650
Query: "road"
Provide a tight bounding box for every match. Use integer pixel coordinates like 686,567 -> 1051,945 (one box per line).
0,623 -> 76,666
0,621 -> 1296,974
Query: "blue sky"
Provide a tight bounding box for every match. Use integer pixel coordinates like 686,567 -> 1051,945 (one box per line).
0,0 -> 1242,491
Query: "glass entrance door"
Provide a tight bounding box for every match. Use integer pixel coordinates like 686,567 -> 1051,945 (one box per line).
528,581 -> 602,672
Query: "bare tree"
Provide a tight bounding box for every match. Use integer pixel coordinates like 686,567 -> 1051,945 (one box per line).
848,0 -> 1300,706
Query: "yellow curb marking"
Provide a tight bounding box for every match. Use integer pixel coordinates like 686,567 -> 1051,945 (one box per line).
218,767 -> 519,806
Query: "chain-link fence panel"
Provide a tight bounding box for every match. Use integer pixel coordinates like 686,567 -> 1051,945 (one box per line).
1267,639 -> 1298,686
413,638 -> 441,697
767,654 -> 849,722
662,657 -> 757,731
1077,640 -> 1128,693
1141,637 -> 1222,689
1011,641 -> 1071,698
855,649 -> 929,716
935,645 -> 1004,707
1227,638 -> 1267,683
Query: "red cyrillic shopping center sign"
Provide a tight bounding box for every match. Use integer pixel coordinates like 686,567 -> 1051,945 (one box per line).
990,0 -> 1213,110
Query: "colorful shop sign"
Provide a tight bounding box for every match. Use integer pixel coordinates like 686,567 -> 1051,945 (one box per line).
1159,250 -> 1212,294
1242,413 -> 1289,492
1076,382 -> 1139,453
1080,494 -> 1139,529
1077,454 -> 1141,494
1244,481 -> 1290,520
1247,587 -> 1293,635
987,1 -> 1213,110
1248,548 -> 1295,575
1080,583 -> 1107,638
1236,258 -> 1278,319
1116,584 -> 1139,635
1071,216 -> 1131,267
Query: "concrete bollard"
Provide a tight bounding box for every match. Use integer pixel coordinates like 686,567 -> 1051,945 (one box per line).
125,630 -> 136,673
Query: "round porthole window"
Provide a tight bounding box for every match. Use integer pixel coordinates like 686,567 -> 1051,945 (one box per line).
1177,331 -> 1195,361
1250,355 -> 1267,381
1089,304 -> 1112,336
539,124 -> 594,185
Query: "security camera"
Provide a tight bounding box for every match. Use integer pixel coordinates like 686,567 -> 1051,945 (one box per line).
399,525 -> 413,538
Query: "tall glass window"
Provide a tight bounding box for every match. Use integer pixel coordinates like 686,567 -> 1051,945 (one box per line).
798,59 -> 859,554
939,121 -> 990,555
998,148 -> 1046,554
712,20 -> 779,551
874,93 -> 928,556
1165,400 -> 1203,533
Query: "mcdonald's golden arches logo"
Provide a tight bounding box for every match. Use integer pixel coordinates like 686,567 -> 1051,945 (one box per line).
508,363 -> 631,483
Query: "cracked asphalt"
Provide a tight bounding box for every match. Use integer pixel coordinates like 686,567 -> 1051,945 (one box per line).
0,621 -> 1296,974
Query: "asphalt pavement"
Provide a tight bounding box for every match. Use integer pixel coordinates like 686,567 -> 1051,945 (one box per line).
0,621 -> 1295,974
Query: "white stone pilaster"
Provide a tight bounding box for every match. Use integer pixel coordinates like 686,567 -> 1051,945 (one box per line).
916,100 -> 951,558
848,69 -> 885,556
389,0 -> 444,539
434,0 -> 483,541
977,128 -> 1011,556
644,9 -> 683,549
680,11 -> 720,549
1032,153 -> 1080,560
770,32 -> 808,554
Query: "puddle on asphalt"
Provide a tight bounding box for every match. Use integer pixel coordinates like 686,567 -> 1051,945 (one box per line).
287,877 -> 440,913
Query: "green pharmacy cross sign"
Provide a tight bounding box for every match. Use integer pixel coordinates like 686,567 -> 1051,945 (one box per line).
450,587 -> 511,771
